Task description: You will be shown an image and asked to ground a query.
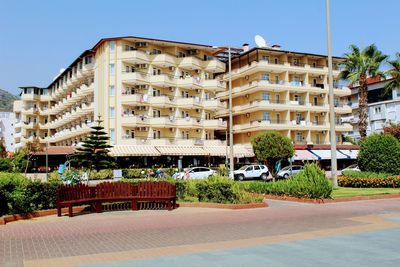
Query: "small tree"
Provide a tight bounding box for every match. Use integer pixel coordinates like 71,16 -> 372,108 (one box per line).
251,131 -> 294,181
358,133 -> 400,174
384,123 -> 400,141
69,116 -> 116,175
24,138 -> 42,174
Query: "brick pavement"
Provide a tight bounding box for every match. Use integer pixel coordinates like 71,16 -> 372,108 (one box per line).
1,199 -> 400,267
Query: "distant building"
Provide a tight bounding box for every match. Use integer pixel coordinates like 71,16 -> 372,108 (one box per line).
0,110 -> 16,152
342,77 -> 400,140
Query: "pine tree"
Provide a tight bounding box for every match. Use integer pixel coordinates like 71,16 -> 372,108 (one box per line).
70,116 -> 116,171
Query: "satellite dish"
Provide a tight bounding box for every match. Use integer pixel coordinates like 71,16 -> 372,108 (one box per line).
254,35 -> 267,48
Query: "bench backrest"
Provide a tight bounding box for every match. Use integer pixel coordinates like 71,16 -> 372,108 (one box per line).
57,181 -> 176,202
96,182 -> 136,198
57,184 -> 95,202
137,181 -> 176,198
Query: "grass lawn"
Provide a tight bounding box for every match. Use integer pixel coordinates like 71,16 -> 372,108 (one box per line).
332,187 -> 400,198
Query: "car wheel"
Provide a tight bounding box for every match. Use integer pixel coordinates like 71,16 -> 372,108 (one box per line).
283,173 -> 289,179
238,174 -> 245,181
260,173 -> 268,181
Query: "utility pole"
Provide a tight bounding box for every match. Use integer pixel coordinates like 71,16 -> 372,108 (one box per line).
228,47 -> 234,178
326,0 -> 338,188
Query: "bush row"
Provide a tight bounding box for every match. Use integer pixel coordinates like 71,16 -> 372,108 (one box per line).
338,176 -> 400,188
237,163 -> 332,199
342,170 -> 394,179
0,173 -> 60,216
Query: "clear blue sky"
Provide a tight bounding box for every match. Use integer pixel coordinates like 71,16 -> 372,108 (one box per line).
1,0 -> 399,95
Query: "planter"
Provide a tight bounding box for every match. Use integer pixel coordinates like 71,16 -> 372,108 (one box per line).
178,202 -> 268,209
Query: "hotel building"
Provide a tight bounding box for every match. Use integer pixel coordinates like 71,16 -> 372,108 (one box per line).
14,36 -> 355,168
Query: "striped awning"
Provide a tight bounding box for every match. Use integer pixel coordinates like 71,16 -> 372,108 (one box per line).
155,146 -> 206,156
310,150 -> 349,160
110,145 -> 161,156
294,150 -> 319,161
233,145 -> 255,158
338,149 -> 359,159
203,146 -> 228,156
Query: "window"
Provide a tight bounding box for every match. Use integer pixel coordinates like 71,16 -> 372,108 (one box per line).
246,166 -> 253,172
153,130 -> 161,139
262,92 -> 270,101
374,107 -> 381,114
181,131 -> 189,139
205,131 -> 210,140
276,114 -> 280,123
262,55 -> 269,62
109,85 -> 115,96
153,109 -> 161,117
84,56 -> 92,65
262,112 -> 270,121
109,128 -> 115,143
261,73 -> 269,81
110,107 -> 115,118
109,64 -> 115,75
314,96 -> 318,106
109,41 -> 116,52
254,166 -> 260,171
152,88 -> 161,97
296,132 -> 303,142
153,68 -> 161,75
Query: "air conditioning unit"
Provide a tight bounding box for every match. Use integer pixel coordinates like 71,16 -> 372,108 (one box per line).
169,107 -> 175,112
195,109 -> 201,113
136,42 -> 148,48
196,129 -> 201,133
169,66 -> 175,71
195,89 -> 201,93
319,94 -> 324,97
195,69 -> 201,74
169,128 -> 176,132
321,112 -> 325,116
169,87 -> 175,92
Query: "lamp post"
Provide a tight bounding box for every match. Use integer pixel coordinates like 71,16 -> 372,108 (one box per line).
45,137 -> 49,182
212,45 -> 234,178
326,0 -> 338,187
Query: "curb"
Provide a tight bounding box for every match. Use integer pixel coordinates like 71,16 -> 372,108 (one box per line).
0,206 -> 87,225
263,193 -> 400,204
178,202 -> 268,209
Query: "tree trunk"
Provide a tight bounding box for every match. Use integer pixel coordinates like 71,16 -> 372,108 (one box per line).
358,75 -> 368,140
266,159 -> 277,182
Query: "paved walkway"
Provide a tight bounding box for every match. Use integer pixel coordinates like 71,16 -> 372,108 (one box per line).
1,199 -> 400,267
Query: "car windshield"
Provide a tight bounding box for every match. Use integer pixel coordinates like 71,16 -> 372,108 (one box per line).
238,166 -> 248,170
280,166 -> 291,171
347,164 -> 358,169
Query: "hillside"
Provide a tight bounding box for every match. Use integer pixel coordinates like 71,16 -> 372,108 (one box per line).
0,89 -> 19,111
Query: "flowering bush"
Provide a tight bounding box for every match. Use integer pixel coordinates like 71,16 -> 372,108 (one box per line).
338,176 -> 400,188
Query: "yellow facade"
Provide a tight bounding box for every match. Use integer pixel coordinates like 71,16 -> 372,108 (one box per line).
14,37 -> 353,154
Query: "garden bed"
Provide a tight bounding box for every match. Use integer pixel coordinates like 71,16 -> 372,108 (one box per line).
177,201 -> 267,209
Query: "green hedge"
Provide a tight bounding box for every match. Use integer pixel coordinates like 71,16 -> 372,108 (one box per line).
342,170 -> 394,179
0,173 -> 60,216
338,176 -> 400,188
238,163 -> 332,199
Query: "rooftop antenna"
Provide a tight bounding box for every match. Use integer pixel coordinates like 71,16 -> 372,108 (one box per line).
254,35 -> 268,48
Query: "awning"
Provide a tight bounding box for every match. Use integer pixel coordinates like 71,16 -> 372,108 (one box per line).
294,150 -> 319,161
36,146 -> 75,155
156,146 -> 206,156
203,146 -> 227,156
338,149 -> 359,159
310,150 -> 350,160
233,145 -> 255,158
110,145 -> 161,156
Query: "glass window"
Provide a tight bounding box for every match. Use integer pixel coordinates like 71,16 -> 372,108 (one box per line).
246,166 -> 253,172
84,56 -> 92,65
261,73 -> 269,81
262,112 -> 270,121
110,107 -> 115,118
109,85 -> 115,96
109,64 -> 115,75
254,166 -> 260,170
109,41 -> 116,52
109,128 -> 115,142
262,92 -> 270,101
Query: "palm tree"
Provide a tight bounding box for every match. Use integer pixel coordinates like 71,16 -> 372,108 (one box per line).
384,52 -> 400,95
340,44 -> 387,140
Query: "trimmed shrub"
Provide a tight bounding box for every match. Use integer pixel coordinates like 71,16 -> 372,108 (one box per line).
0,173 -> 30,216
122,168 -> 148,179
338,176 -> 400,188
90,169 -> 113,180
237,163 -> 332,199
358,133 -> 400,174
342,170 -> 393,179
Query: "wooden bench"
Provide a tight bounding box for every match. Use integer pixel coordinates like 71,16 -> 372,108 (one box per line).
57,181 -> 176,217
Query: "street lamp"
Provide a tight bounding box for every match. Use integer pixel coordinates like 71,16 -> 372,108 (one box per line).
213,46 -> 234,178
326,0 -> 338,187
45,136 -> 49,182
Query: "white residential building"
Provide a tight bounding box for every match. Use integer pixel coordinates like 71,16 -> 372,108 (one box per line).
0,110 -> 16,152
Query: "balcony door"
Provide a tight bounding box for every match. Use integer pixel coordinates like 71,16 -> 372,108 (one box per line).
153,109 -> 161,118
262,112 -> 270,122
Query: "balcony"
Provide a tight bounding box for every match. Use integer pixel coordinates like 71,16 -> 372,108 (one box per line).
334,104 -> 352,114
202,99 -> 226,110
121,71 -> 149,84
175,117 -> 202,128
148,116 -> 175,127
14,121 -> 22,128
203,58 -> 225,73
121,93 -> 143,105
201,119 -> 226,129
21,93 -> 40,101
150,74 -> 175,87
176,77 -> 202,89
121,50 -> 150,64
151,53 -> 177,67
179,56 -> 202,70
148,95 -> 174,107
176,97 -> 202,107
202,79 -> 226,92
82,62 -> 94,76
121,115 -> 150,127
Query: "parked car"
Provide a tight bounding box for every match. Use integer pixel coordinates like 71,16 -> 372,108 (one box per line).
173,167 -> 217,180
277,165 -> 304,179
341,164 -> 360,173
233,165 -> 269,181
